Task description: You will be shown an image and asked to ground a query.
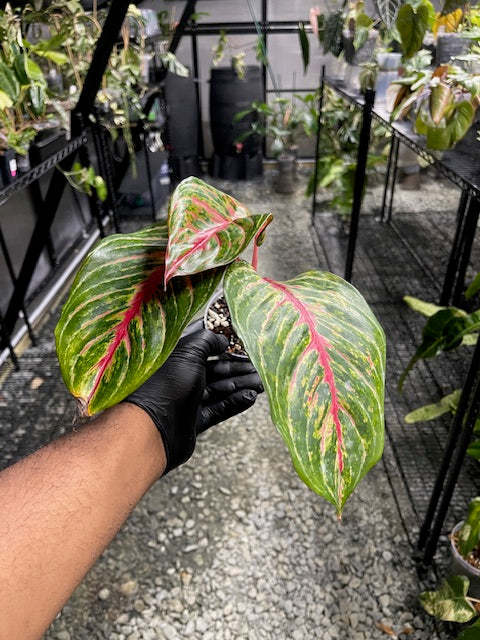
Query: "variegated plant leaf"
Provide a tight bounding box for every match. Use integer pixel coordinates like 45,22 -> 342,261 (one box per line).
55,222 -> 224,416
164,176 -> 273,284
372,0 -> 402,29
224,260 -> 385,515
419,576 -> 476,623
430,82 -> 452,125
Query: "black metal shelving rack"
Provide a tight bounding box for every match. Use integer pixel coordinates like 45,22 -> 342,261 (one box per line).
314,73 -> 480,569
0,0 -> 196,367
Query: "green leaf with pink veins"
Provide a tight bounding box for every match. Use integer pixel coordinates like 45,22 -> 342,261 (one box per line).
164,176 -> 273,284
224,260 -> 386,515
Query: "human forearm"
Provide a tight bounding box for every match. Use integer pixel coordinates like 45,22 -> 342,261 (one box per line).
0,403 -> 165,640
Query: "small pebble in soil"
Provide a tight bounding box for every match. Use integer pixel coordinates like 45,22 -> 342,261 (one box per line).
206,297 -> 247,357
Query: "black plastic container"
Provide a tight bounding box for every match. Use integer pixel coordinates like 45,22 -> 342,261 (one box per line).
162,70 -> 201,183
29,129 -> 67,166
209,66 -> 263,157
209,66 -> 263,180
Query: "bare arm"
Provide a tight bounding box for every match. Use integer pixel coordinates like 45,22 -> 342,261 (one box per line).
0,329 -> 263,639
0,404 -> 165,640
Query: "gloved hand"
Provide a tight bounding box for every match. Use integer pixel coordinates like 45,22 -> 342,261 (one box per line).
124,329 -> 263,474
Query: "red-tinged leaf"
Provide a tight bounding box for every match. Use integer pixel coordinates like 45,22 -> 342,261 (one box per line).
223,260 -> 385,515
430,82 -> 452,125
164,176 -> 273,285
55,222 -> 224,416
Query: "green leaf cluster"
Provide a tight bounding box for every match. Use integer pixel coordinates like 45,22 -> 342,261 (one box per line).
399,302 -> 480,389
396,0 -> 435,58
59,161 -> 107,202
234,95 -> 316,157
401,273 -> 480,461
306,87 -> 390,216
388,62 -> 479,151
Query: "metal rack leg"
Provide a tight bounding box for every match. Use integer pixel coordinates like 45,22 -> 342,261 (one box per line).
4,154 -> 76,335
345,88 -> 375,282
440,191 -> 470,306
452,198 -> 480,306
379,136 -> 398,223
0,307 -> 19,369
415,337 -> 480,567
311,66 -> 325,226
0,225 -> 35,346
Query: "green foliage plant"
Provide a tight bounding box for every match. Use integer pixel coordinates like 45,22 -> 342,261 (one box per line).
58,161 -> 107,203
419,497 -> 480,638
211,30 -> 265,80
387,61 -> 480,151
299,1 -> 376,73
0,3 -> 67,154
305,87 -> 390,217
396,0 -> 435,59
55,176 -> 386,516
234,94 -> 314,157
400,280 -> 480,462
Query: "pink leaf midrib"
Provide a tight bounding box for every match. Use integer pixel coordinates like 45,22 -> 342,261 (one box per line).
165,195 -> 246,285
86,265 -> 165,409
265,278 -> 346,492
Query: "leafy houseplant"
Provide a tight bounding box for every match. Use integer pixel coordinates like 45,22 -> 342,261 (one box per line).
387,62 -> 480,151
234,95 -> 312,158
55,176 -> 386,516
399,283 -> 480,463
305,86 -> 390,219
419,497 -> 480,638
299,0 -> 376,71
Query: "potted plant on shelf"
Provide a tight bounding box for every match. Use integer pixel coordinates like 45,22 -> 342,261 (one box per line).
55,175 -> 386,516
299,0 -> 378,82
419,496 -> 480,638
304,86 -> 389,228
386,61 -> 480,151
233,95 -> 313,193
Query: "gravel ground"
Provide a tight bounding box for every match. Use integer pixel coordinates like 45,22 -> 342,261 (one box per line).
1,167 -> 456,639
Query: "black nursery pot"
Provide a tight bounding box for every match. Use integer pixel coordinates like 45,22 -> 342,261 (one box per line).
204,289 -> 248,359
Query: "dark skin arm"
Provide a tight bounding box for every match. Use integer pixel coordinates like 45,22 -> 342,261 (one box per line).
0,330 -> 262,639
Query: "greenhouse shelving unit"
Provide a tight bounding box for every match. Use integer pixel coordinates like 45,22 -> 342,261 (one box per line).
313,73 -> 480,569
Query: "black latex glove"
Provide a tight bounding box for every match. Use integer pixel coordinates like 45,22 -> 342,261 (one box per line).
124,329 -> 263,474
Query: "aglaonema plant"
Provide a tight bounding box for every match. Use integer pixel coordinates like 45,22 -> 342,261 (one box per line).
55,176 -> 386,515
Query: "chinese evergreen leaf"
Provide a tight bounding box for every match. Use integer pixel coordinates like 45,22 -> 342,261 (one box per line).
465,271 -> 480,300
223,260 -> 385,514
399,307 -> 480,389
430,83 -> 452,124
164,176 -> 273,284
403,295 -> 445,318
419,576 -> 476,623
55,223 -> 224,416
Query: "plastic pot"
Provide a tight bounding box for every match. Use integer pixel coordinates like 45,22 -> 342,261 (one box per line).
449,521 -> 480,599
